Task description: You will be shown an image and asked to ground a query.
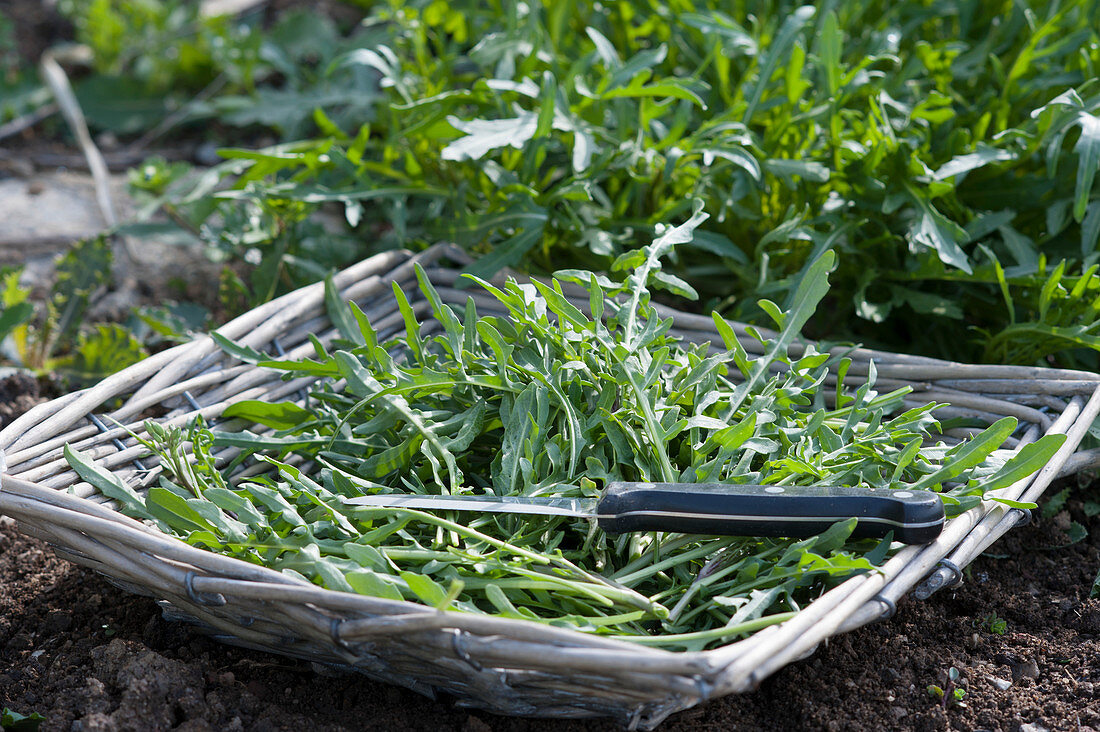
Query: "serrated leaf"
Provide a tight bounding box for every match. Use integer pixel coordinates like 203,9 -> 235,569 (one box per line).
765,159 -> 830,184
63,445 -> 156,522
324,276 -> 364,346
917,417 -> 1018,491
756,299 -> 786,328
222,400 -> 315,430
146,486 -> 218,535
907,189 -> 972,273
743,6 -> 815,122
974,434 -> 1066,493
347,569 -> 406,602
728,250 -> 835,414
933,144 -> 1016,180
211,332 -> 270,365
0,302 -> 33,342
602,77 -> 707,109
399,571 -> 448,605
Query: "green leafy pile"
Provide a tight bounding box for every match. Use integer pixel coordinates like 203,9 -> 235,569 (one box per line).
66,216 -> 1064,650
128,0 -> 1100,367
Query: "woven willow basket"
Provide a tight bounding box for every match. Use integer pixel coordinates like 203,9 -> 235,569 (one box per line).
3,244 -> 1100,729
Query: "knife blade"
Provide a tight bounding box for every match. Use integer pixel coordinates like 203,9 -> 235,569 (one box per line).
344,482 -> 945,545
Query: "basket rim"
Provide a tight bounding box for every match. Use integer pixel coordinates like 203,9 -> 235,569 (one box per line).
3,244 -> 1100,714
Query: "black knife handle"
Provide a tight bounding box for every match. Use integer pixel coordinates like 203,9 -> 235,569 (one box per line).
596,482 -> 944,545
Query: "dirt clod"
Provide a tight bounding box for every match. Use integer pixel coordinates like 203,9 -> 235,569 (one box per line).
0,371 -> 42,428
1012,658 -> 1041,680
1019,723 -> 1049,732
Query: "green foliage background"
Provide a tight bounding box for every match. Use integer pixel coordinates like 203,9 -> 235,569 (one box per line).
7,1 -> 1100,369
100,0 -> 1100,370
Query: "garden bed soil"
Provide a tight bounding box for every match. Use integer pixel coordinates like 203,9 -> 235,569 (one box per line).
2,374 -> 1098,731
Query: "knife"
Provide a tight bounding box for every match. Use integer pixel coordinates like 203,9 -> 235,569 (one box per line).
344,482 -> 945,545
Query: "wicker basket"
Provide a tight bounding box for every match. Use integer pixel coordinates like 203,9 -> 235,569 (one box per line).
3,244 -> 1100,729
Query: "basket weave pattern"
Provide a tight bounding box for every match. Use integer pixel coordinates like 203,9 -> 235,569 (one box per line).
3,244 -> 1100,729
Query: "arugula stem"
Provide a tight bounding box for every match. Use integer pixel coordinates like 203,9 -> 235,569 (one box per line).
610,611 -> 797,647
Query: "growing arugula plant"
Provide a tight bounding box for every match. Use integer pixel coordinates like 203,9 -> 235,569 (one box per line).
129,0 -> 1100,368
0,267 -> 34,346
2,238 -> 147,386
66,213 -> 1064,650
52,3 -> 388,138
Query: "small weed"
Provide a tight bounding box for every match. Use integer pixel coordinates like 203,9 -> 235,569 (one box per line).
979,611 -> 1008,635
3,238 -> 149,386
928,667 -> 968,709
1042,488 -> 1071,520
1,708 -> 45,732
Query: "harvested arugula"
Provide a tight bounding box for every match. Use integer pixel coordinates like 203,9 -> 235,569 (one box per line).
65,215 -> 1065,650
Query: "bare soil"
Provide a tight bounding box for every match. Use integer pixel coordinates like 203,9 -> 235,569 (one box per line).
0,372 -> 41,430
1,363 -> 1098,731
